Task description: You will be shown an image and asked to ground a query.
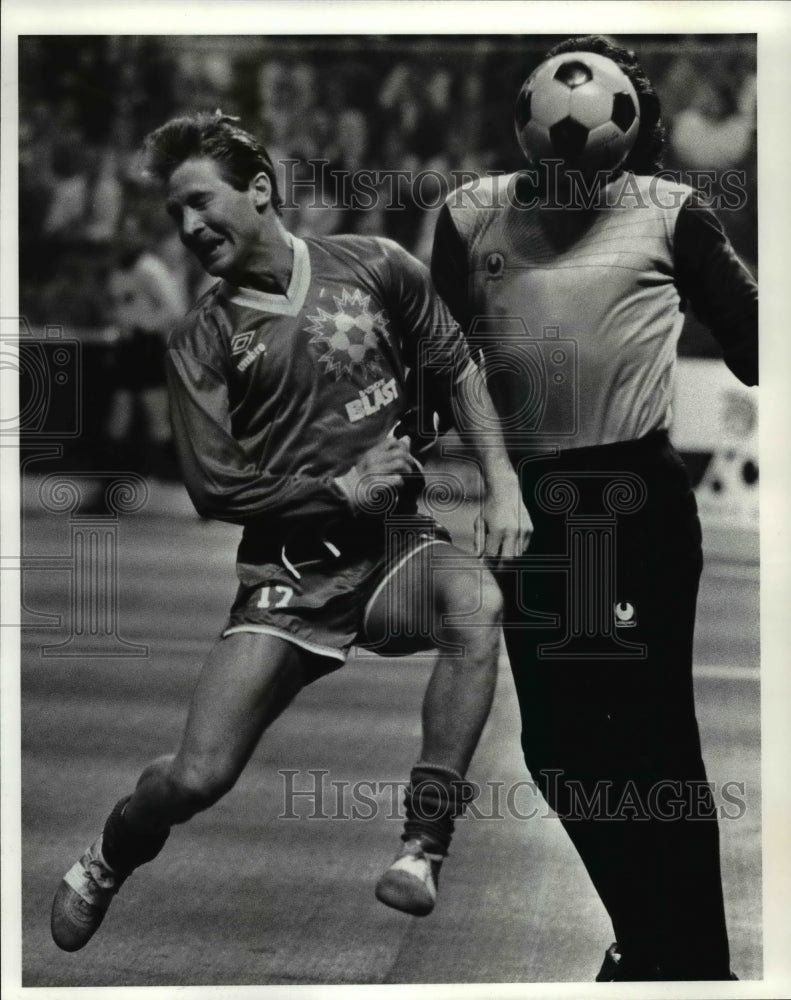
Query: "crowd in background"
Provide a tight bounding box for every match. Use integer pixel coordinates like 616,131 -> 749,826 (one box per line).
18,35 -> 757,475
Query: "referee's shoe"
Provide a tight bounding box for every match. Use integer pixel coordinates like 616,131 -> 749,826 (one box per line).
595,941 -> 740,981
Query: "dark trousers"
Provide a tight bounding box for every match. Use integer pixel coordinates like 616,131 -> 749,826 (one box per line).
496,431 -> 731,979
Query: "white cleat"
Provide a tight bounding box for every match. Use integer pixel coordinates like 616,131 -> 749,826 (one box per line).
51,836 -> 125,952
375,837 -> 444,916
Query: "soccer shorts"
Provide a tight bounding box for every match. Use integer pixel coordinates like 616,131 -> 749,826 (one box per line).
222,517 -> 452,675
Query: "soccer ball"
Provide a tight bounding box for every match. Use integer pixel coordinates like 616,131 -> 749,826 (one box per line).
514,51 -> 640,173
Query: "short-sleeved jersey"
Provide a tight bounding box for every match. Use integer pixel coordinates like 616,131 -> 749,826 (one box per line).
165,233 -> 471,536
432,171 -> 757,455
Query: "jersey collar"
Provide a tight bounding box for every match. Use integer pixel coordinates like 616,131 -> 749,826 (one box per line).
224,235 -> 311,316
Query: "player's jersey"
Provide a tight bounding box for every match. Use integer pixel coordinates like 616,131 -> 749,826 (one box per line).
165,233 -> 470,535
432,171 -> 758,455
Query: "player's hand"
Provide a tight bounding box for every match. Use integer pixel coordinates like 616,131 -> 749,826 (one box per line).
474,467 -> 531,563
356,435 -> 419,482
333,437 -> 417,513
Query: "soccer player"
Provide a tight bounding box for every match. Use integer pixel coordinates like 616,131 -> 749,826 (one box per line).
51,111 -> 528,952
430,37 -> 757,981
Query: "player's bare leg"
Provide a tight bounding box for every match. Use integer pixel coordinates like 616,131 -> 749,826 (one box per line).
416,564 -> 501,772
124,633 -> 306,829
51,632 -> 308,951
365,543 -> 502,915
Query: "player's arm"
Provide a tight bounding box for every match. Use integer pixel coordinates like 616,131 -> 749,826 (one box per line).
452,363 -> 531,560
333,436 -> 416,513
166,349 -> 356,525
430,205 -> 532,559
430,203 -> 473,332
383,235 -> 529,560
674,193 -> 758,386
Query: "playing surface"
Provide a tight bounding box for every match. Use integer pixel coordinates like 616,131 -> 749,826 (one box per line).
17,482 -> 761,986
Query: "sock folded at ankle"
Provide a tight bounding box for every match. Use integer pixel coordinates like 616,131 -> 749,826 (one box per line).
101,796 -> 170,876
402,762 -> 476,855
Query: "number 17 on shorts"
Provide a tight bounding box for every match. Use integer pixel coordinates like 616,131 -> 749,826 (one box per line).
257,585 -> 295,609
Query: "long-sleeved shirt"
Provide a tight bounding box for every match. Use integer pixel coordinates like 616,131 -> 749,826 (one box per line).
431,171 -> 758,456
165,233 -> 471,537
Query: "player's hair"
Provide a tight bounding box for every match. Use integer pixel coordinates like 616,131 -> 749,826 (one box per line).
142,110 -> 283,214
544,35 -> 666,175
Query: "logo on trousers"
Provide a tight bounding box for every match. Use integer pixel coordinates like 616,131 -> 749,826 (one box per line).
614,601 -> 637,628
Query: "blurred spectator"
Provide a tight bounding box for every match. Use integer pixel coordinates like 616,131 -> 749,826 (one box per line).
36,242 -> 114,329
379,62 -> 422,138
105,215 -> 187,478
655,54 -> 702,123
333,108 -> 368,172
671,71 -> 756,170
42,133 -> 91,239
360,124 -> 424,250
83,148 -> 124,243
283,159 -> 347,240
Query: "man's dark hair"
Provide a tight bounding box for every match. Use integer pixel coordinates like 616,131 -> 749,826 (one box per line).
545,35 -> 666,175
142,110 -> 283,214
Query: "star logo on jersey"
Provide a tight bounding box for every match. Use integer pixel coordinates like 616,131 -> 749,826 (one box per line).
305,287 -> 386,380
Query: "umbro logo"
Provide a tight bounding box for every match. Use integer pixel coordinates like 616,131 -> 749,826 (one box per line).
614,601 -> 636,628
237,342 -> 267,372
231,332 -> 255,355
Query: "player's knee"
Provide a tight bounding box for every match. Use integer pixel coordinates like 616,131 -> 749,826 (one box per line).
168,756 -> 238,813
436,567 -> 502,651
478,570 -> 504,626
442,567 -> 502,623
136,753 -> 177,788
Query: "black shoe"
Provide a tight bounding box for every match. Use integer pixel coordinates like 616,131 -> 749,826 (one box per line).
596,941 -> 738,982
595,942 -> 661,981
595,941 -> 622,981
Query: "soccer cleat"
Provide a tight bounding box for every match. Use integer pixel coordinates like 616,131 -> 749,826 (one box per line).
375,836 -> 444,917
51,835 -> 127,951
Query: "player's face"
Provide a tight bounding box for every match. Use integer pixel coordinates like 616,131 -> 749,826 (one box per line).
165,157 -> 263,281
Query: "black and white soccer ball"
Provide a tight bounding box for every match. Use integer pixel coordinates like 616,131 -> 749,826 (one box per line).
514,51 -> 640,173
